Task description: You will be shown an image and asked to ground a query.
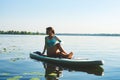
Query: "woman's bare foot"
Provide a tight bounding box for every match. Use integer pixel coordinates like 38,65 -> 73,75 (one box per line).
68,52 -> 73,59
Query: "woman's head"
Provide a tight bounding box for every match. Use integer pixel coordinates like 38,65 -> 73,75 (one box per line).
46,27 -> 55,35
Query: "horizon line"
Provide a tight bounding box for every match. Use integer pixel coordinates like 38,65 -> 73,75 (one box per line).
0,30 -> 120,34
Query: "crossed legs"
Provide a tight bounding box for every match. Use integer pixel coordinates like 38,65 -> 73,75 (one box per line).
56,43 -> 73,59
47,43 -> 73,59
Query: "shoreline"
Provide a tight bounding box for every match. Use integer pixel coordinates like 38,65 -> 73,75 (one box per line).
0,30 -> 120,36
0,33 -> 120,37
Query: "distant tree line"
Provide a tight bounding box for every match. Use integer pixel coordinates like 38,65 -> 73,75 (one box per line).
0,30 -> 45,35
0,30 -> 120,36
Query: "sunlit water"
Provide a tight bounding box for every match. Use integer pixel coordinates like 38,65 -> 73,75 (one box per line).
0,35 -> 120,80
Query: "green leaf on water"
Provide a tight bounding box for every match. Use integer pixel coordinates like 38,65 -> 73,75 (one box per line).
30,77 -> 40,80
48,73 -> 57,76
3,48 -> 7,52
1,73 -> 10,76
7,76 -> 23,80
23,72 -> 44,76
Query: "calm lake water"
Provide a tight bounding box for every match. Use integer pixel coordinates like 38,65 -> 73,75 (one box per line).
0,35 -> 120,80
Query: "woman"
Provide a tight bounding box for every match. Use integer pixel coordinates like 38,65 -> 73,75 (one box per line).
42,27 -> 73,59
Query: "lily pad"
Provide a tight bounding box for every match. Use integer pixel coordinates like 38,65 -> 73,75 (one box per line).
23,72 -> 44,76
30,77 -> 40,80
48,73 -> 57,76
7,76 -> 23,80
1,73 -> 10,76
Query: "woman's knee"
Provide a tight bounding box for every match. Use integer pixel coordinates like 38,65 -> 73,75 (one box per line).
56,43 -> 61,47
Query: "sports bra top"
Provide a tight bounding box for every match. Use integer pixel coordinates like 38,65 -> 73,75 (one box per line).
45,36 -> 61,48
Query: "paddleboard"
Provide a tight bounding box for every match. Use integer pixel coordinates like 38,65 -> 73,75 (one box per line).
30,52 -> 104,67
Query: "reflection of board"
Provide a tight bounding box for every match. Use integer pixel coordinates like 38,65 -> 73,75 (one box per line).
30,52 -> 104,67
44,63 -> 104,76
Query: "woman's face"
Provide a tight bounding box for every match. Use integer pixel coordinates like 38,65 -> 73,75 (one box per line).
47,30 -> 53,36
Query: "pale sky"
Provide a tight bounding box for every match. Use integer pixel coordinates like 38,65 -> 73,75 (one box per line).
0,0 -> 120,33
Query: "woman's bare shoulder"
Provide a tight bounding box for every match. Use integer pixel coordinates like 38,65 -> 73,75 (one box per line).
54,35 -> 61,41
45,36 -> 48,39
54,35 -> 58,39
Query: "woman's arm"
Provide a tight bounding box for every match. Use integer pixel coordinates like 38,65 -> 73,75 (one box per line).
55,36 -> 61,42
42,44 -> 46,55
42,37 -> 47,54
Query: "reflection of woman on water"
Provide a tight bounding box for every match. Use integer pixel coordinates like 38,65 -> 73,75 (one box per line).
43,63 -> 104,80
43,63 -> 63,80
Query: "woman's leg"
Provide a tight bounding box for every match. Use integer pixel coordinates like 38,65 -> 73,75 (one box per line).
57,52 -> 73,59
47,43 -> 73,58
56,43 -> 73,59
56,43 -> 67,54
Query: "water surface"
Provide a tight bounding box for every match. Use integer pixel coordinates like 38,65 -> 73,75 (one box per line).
0,35 -> 120,80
